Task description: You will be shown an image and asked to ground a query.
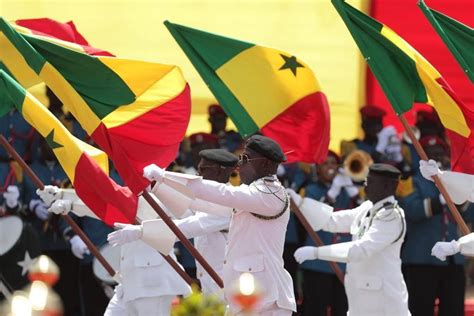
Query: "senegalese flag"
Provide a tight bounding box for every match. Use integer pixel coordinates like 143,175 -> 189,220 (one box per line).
0,70 -> 137,225
0,18 -> 112,91
418,0 -> 474,83
332,0 -> 474,173
164,21 -> 330,163
13,18 -> 113,57
0,18 -> 191,193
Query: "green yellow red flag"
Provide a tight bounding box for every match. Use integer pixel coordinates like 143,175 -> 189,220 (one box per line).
0,70 -> 137,225
164,21 -> 330,163
332,0 -> 474,173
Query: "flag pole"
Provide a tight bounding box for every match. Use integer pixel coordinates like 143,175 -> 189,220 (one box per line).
290,199 -> 345,284
398,115 -> 470,236
141,191 -> 224,288
133,217 -> 195,287
0,135 -> 118,278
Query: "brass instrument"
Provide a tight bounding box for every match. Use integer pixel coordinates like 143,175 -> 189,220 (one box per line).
343,150 -> 373,182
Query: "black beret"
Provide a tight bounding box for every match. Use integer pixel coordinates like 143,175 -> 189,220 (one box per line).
199,149 -> 239,167
246,135 -> 286,163
369,163 -> 401,179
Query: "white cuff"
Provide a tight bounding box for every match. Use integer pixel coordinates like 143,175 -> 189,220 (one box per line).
299,197 -> 333,232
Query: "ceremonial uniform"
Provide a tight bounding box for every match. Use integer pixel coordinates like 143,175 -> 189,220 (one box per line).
300,181 -> 353,316
174,208 -> 231,298
152,172 -> 296,315
297,195 -> 409,316
0,109 -> 36,162
399,174 -> 474,316
36,188 -> 191,316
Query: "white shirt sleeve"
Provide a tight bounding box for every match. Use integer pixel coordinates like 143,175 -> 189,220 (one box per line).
187,179 -> 286,217
174,212 -> 231,239
323,201 -> 373,233
348,211 -> 403,262
439,171 -> 474,204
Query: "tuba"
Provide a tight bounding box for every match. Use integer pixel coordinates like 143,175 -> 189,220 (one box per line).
343,150 -> 373,182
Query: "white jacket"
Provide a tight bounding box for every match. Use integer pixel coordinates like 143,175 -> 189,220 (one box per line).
154,173 -> 296,314
300,196 -> 410,316
174,210 -> 230,297
58,190 -> 191,302
436,171 -> 474,204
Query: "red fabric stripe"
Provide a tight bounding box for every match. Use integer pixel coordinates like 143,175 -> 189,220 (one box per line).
74,153 -> 137,225
92,84 -> 191,193
15,18 -> 113,56
261,91 -> 330,164
366,0 -> 473,131
435,77 -> 474,173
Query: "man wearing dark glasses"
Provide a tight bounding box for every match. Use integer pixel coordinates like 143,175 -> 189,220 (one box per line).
142,135 -> 296,316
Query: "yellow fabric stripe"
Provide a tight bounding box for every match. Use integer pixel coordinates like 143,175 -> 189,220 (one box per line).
12,24 -> 87,54
39,63 -> 102,134
98,57 -> 179,97
381,26 -> 470,137
0,32 -> 41,88
102,66 -> 187,128
216,45 -> 319,127
21,92 -> 108,182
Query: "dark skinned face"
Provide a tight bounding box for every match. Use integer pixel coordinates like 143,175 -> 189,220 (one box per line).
424,145 -> 450,169
197,158 -> 234,183
238,147 -> 276,185
317,155 -> 338,184
209,113 -> 228,135
364,172 -> 398,203
362,118 -> 383,142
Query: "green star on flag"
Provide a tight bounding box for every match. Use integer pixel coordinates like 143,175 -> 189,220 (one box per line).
279,54 -> 304,76
45,129 -> 63,149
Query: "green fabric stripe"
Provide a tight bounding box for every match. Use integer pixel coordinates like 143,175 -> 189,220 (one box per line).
0,18 -> 46,74
419,0 -> 474,83
332,0 -> 428,114
165,21 -> 255,70
22,35 -> 136,119
164,21 -> 259,136
0,70 -> 27,115
0,63 -> 16,117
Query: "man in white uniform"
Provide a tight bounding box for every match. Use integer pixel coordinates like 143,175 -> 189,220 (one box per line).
138,135 -> 296,315
291,164 -> 410,316
419,159 -> 474,261
36,186 -> 190,316
109,149 -> 238,298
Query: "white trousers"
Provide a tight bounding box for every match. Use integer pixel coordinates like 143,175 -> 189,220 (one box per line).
104,294 -> 175,316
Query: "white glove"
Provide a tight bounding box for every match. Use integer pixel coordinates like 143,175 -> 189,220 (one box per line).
286,188 -> 302,206
107,223 -> 143,247
29,199 -> 49,220
143,164 -> 165,183
419,159 -> 442,182
328,171 -> 353,200
294,246 -> 318,264
385,135 -> 403,162
48,199 -> 72,215
431,240 -> 460,261
70,235 -> 90,259
36,185 -> 62,207
3,185 -> 20,208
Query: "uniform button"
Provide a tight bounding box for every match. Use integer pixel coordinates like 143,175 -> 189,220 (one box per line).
199,273 -> 203,277
121,256 -> 124,261
366,283 -> 369,287
147,262 -> 150,266
248,268 -> 252,271
224,260 -> 227,264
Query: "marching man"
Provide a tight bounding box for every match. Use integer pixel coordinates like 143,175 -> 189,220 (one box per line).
290,164 -> 410,316
35,185 -> 191,315
138,135 -> 296,316
419,159 -> 474,261
109,149 -> 237,298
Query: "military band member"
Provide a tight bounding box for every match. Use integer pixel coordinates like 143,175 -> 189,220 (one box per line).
292,164 -> 409,316
109,149 -> 237,299
142,135 -> 296,316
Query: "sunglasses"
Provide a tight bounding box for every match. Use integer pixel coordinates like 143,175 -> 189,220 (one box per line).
238,153 -> 266,165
